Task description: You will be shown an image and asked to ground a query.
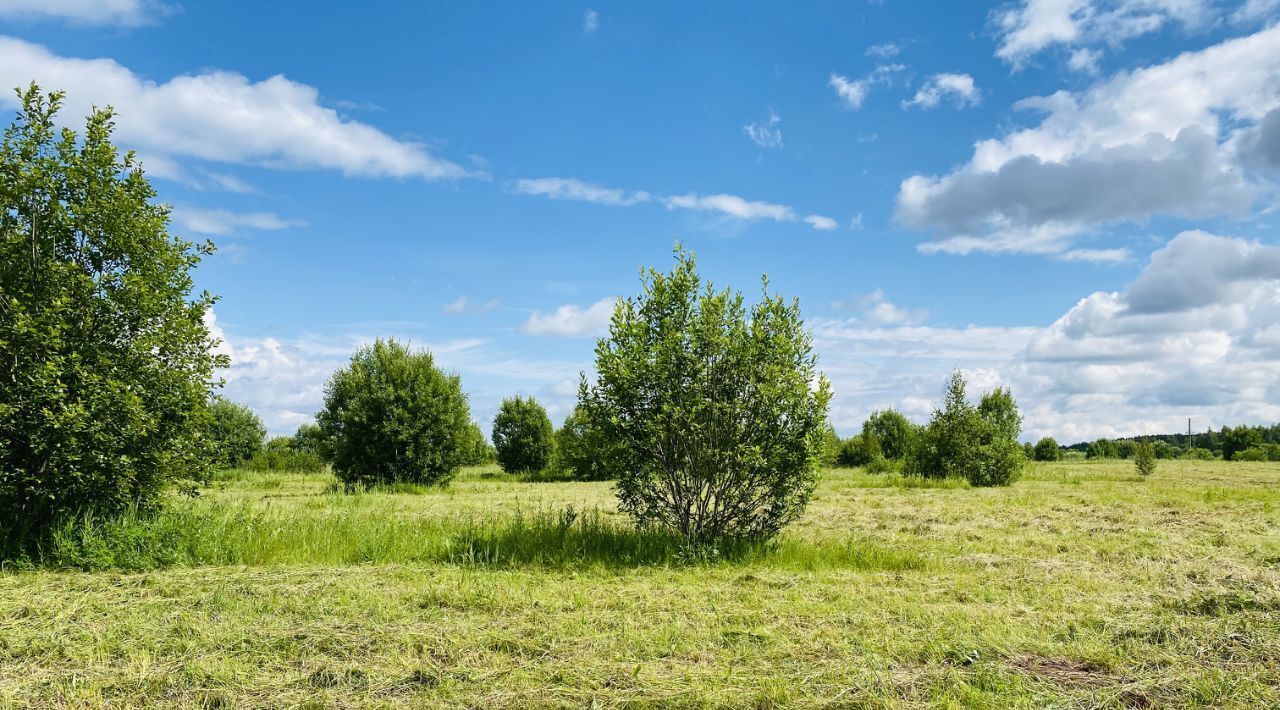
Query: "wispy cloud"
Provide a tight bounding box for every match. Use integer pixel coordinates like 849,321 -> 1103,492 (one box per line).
583,8 -> 599,32
171,207 -> 305,235
512,177 -> 651,206
743,109 -> 783,149
902,73 -> 980,110
0,0 -> 170,26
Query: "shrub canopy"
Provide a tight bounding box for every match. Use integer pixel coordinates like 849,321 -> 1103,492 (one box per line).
203,398 -> 266,468
554,406 -> 620,481
0,86 -> 224,541
1033,436 -> 1062,462
316,338 -> 472,487
492,396 -> 554,473
580,247 -> 831,542
906,372 -> 1025,486
862,409 -> 917,460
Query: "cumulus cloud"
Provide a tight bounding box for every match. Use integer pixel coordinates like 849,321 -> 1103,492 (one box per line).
522,298 -> 617,337
993,0 -> 1216,68
830,289 -> 928,325
743,110 -> 783,149
898,25 -> 1280,257
817,231 -> 1280,441
512,177 -> 651,206
903,73 -> 980,110
0,0 -> 168,25
0,37 -> 471,181
170,207 -> 305,235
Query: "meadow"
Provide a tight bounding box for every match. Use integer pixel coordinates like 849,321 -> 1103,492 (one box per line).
0,460 -> 1277,708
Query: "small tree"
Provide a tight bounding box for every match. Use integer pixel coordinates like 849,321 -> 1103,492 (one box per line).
291,423 -> 330,460
1087,438 -> 1119,459
459,422 -> 495,466
1134,440 -> 1157,476
906,372 -> 1024,486
580,247 -> 831,543
1033,436 -> 1062,461
203,399 -> 266,468
1,86 -> 225,543
862,409 -> 917,460
554,406 -> 620,481
316,338 -> 473,487
492,396 -> 554,473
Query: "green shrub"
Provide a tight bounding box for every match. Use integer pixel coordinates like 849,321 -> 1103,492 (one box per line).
243,437 -> 325,472
864,457 -> 902,475
1221,425 -> 1264,461
837,434 -> 880,467
0,86 -> 225,546
203,399 -> 266,469
1234,447 -> 1269,462
459,422 -> 496,466
1184,447 -> 1215,460
819,424 -> 842,467
1033,436 -> 1062,461
580,246 -> 831,543
862,410 -> 917,460
1133,440 -> 1157,476
1087,438 -> 1119,459
291,423 -> 330,460
554,406 -> 620,481
905,372 -> 1025,487
1154,441 -> 1184,459
316,338 -> 473,488
492,396 -> 555,473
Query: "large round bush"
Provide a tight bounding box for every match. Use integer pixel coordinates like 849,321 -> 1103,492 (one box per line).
316,339 -> 473,487
1,87 -> 225,544
554,406 -> 620,481
1033,436 -> 1062,462
580,247 -> 831,543
906,372 -> 1025,487
203,399 -> 266,468
492,396 -> 554,473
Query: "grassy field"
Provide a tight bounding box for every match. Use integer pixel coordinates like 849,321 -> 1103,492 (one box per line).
2,460 -> 1279,708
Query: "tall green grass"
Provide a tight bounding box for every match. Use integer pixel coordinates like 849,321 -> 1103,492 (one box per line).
8,501 -> 930,573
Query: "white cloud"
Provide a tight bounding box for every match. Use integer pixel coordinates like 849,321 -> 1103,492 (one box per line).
443,296 -> 500,316
663,193 -> 795,221
898,25 -> 1280,257
583,8 -> 599,33
1232,0 -> 1280,23
830,289 -> 928,325
805,215 -> 839,231
0,0 -> 167,26
522,298 -> 617,337
866,42 -> 901,58
829,73 -> 869,109
0,37 -> 471,181
743,110 -> 783,149
993,0 -> 1216,68
170,207 -> 305,235
830,64 -> 905,110
1058,247 -> 1130,262
903,73 -> 981,110
512,177 -> 651,206
816,231 -> 1280,441
1067,47 -> 1102,74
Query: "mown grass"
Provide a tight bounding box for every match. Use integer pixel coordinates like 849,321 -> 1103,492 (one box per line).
2,459 -> 1279,707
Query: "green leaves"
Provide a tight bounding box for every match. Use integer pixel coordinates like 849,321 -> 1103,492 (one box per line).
906,371 -> 1025,487
492,395 -> 554,474
1,85 -> 224,544
581,246 -> 831,543
316,338 -> 473,487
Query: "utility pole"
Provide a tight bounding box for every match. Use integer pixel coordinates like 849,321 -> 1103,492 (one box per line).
1188,418 -> 1193,450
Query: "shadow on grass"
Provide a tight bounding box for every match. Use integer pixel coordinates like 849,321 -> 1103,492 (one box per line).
2,502 -> 931,574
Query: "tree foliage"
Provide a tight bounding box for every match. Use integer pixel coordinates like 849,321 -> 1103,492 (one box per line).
554,406 -> 620,481
862,409 -> 917,460
0,86 -> 225,542
492,396 -> 554,473
203,398 -> 266,468
580,247 -> 831,542
1133,440 -> 1157,476
905,372 -> 1025,486
1033,436 -> 1062,462
316,338 -> 472,487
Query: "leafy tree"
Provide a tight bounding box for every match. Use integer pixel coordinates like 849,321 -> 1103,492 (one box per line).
459,422 -> 496,466
492,396 -> 555,473
1086,438 -> 1119,459
554,406 -> 620,481
0,86 -> 225,542
203,398 -> 266,468
906,372 -> 1024,486
1221,425 -> 1264,461
1153,441 -> 1183,459
291,423 -> 330,459
580,247 -> 831,542
316,338 -> 472,487
836,434 -> 878,467
1033,436 -> 1062,461
818,424 -> 842,467
862,409 -> 917,460
244,435 -> 325,472
1133,440 -> 1157,476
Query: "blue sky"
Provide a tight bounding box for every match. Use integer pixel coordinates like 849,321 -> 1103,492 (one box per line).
3,0 -> 1279,442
